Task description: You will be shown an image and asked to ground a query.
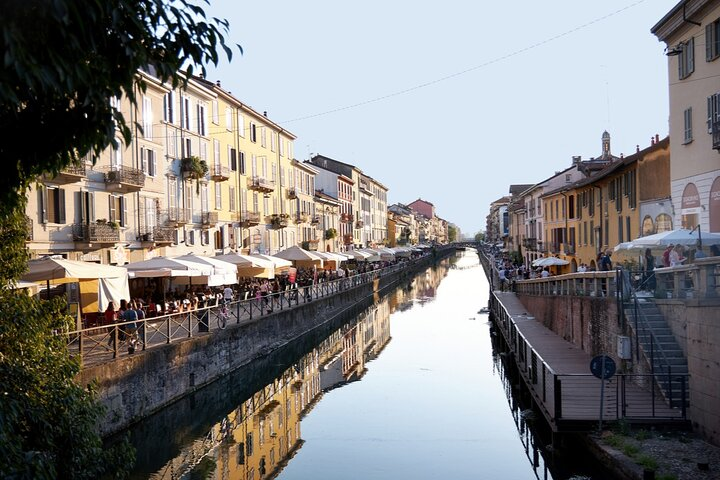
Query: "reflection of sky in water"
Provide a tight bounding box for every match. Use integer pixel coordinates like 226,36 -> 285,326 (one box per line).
279,250 -> 539,480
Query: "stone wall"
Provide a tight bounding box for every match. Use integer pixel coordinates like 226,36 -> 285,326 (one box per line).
655,298 -> 720,446
80,251 -> 446,436
516,294 -> 621,360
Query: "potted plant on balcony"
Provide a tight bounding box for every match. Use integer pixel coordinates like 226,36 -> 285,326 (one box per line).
325,227 -> 337,240
180,156 -> 209,193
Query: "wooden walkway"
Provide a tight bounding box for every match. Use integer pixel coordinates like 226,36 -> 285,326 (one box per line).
491,291 -> 686,431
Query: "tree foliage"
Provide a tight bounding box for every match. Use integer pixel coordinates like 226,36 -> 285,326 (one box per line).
0,1 -> 235,477
0,0 -> 237,216
448,225 -> 458,243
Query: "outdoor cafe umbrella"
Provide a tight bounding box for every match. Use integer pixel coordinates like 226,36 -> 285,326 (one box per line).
171,254 -> 238,287
533,257 -> 570,267
624,228 -> 720,249
215,252 -> 277,278
345,249 -> 372,261
273,245 -> 324,268
122,256 -> 206,278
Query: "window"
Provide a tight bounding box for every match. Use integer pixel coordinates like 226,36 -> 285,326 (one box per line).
182,138 -> 192,157
229,186 -> 236,211
707,92 -> 720,134
225,107 -> 232,131
239,151 -> 246,175
626,216 -> 631,242
279,137 -> 284,156
250,123 -> 257,143
642,215 -> 655,236
201,184 -> 208,213
39,187 -> 66,224
215,183 -> 222,209
109,194 -> 127,227
142,96 -> 153,140
212,100 -> 219,124
678,37 -> 695,79
214,140 -> 221,168
260,127 -> 267,148
229,147 -> 237,171
683,107 -> 693,143
196,103 -> 206,136
706,18 -> 720,61
181,96 -> 191,129
238,113 -> 245,137
656,213 -> 673,233
271,132 -> 277,152
163,91 -> 174,123
199,141 -> 207,161
140,148 -> 156,177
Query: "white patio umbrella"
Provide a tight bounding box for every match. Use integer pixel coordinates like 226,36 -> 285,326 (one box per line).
215,252 -> 277,278
249,254 -> 293,269
534,257 -> 569,267
345,250 -> 372,261
273,245 -> 324,267
627,228 -> 720,248
171,254 -> 238,287
123,256 -> 206,278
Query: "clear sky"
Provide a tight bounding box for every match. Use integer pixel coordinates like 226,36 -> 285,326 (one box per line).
205,0 -> 680,236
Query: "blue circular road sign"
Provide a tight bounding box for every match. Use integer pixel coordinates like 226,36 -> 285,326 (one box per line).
590,355 -> 616,380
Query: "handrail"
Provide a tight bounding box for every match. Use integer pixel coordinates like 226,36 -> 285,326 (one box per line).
66,246 -> 456,366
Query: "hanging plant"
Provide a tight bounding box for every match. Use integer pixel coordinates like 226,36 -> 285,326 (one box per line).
180,156 -> 209,193
325,227 -> 337,240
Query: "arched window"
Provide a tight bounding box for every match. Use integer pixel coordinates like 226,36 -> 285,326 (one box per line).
655,213 -> 673,233
642,215 -> 655,236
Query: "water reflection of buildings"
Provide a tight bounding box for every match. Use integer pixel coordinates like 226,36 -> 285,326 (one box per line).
150,295 -> 397,480
388,259 -> 451,311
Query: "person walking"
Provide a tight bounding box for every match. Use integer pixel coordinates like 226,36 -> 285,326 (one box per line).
643,248 -> 656,291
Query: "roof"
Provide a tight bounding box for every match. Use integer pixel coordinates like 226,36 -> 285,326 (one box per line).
509,184 -> 533,195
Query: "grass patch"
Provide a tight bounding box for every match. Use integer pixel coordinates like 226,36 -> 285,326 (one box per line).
634,429 -> 650,441
604,434 -> 624,448
621,443 -> 640,457
637,454 -> 658,470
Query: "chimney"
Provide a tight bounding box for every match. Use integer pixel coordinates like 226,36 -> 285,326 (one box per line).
572,155 -> 581,165
636,145 -> 640,153
263,111 -> 268,117
655,134 -> 660,143
651,136 -> 655,145
216,80 -> 221,87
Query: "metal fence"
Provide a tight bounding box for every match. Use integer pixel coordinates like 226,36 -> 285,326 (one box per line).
65,253 -> 437,367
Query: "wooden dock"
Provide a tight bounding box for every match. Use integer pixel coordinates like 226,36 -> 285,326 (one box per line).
491,292 -> 686,432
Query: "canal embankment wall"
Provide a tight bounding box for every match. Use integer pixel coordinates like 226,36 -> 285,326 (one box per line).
81,249 -> 454,437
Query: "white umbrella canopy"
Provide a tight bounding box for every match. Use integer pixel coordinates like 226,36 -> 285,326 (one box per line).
215,252 -> 275,269
123,256 -> 206,278
274,245 -> 324,262
628,228 -> 720,248
171,254 -> 238,287
345,249 -> 371,261
249,254 -> 293,269
23,256 -> 129,282
533,257 -> 570,267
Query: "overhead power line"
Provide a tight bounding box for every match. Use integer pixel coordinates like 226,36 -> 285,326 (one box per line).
280,0 -> 649,124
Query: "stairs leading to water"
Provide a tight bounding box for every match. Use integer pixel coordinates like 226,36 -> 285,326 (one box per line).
624,298 -> 689,409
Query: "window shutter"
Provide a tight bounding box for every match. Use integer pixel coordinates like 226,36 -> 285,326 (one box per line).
89,192 -> 95,222
239,151 -> 245,174
149,150 -> 156,177
109,195 -> 116,222
122,196 -> 128,227
58,188 -> 66,224
689,37 -> 695,73
707,24 -> 713,61
79,192 -> 86,224
39,187 -> 47,224
709,96 -> 714,133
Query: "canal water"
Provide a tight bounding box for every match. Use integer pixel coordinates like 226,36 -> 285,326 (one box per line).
126,250 -> 604,479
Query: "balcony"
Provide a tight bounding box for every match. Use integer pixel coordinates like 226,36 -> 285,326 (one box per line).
563,244 -> 576,255
713,121 -> 720,150
104,166 -> 145,193
237,210 -> 261,227
294,212 -> 309,224
523,237 -> 537,250
210,164 -> 230,182
201,211 -> 218,228
247,176 -> 275,193
355,220 -> 364,229
73,222 -> 120,244
163,207 -> 190,226
342,234 -> 354,245
303,239 -> 320,251
341,213 -> 354,223
287,187 -> 297,199
42,163 -> 87,184
138,226 -> 175,245
269,214 -> 289,229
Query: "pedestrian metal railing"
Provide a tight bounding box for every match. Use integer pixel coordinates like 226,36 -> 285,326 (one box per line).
65,249 -> 452,366
490,293 -> 688,425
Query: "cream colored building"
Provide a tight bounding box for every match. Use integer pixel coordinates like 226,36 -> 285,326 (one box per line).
653,1 -> 720,232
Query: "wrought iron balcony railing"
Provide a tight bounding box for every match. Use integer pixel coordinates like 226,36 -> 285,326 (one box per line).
247,176 -> 275,193
202,211 -> 218,227
42,163 -> 87,184
237,210 -> 261,227
713,121 -> 720,150
104,165 -> 145,192
162,208 -> 190,226
73,222 -> 120,243
210,164 -> 230,181
287,187 -> 297,199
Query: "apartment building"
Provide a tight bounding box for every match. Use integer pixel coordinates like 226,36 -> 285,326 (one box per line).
287,160 -> 318,250
28,69 -> 172,264
653,0 -> 720,232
